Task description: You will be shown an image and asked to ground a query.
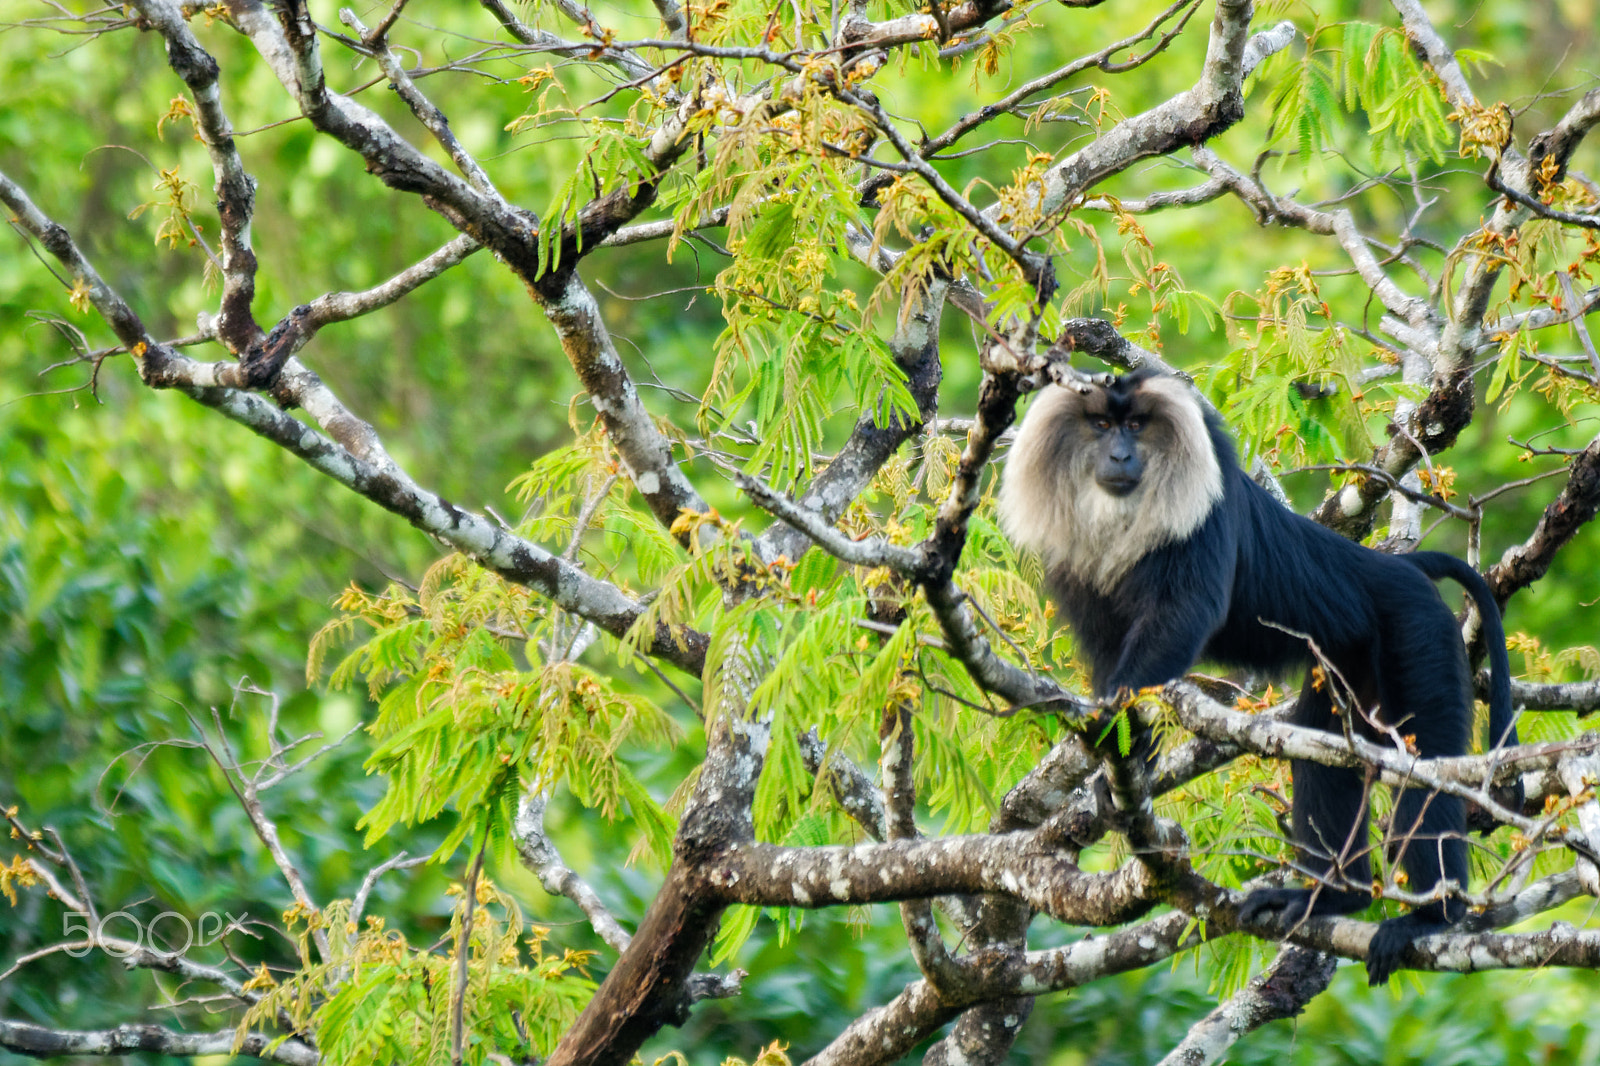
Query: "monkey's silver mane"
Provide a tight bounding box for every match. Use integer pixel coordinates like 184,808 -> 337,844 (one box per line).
997,375 -> 1224,592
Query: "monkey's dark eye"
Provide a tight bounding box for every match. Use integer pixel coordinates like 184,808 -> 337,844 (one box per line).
1093,417 -> 1113,431
1127,418 -> 1145,432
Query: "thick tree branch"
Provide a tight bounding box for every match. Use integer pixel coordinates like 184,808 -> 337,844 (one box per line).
1170,859 -> 1600,982
712,836 -> 1157,927
806,911 -> 1198,1066
1034,0 -> 1283,213
803,979 -> 956,1066
993,736 -> 1100,832
1387,0 -> 1475,108
1530,88 -> 1600,171
836,0 -> 1007,51
536,270 -> 711,529
1240,902 -> 1600,975
546,665 -> 768,1066
1500,678 -> 1600,715
1165,681 -> 1592,818
0,1021 -> 315,1065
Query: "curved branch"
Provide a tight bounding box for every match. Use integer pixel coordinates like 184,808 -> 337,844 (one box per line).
1489,432 -> 1600,607
805,911 -> 1197,1066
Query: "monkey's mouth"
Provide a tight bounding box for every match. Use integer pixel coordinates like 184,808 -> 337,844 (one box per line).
1096,476 -> 1140,497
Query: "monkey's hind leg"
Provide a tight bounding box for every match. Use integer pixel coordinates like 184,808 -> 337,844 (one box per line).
1238,755 -> 1374,928
1238,677 -> 1372,938
1364,787 -> 1467,985
1361,628 -> 1472,985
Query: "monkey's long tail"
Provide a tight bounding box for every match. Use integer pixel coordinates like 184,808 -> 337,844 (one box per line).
1403,551 -> 1517,752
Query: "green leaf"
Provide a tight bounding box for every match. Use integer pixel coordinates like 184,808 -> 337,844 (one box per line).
745,200 -> 798,261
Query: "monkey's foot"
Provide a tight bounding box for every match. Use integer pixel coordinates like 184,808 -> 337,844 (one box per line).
1364,911 -> 1455,986
1242,891 -> 1451,985
1237,886 -> 1373,969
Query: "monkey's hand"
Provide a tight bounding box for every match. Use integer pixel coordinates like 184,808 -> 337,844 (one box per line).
1236,885 -> 1371,941
1235,887 -> 1316,931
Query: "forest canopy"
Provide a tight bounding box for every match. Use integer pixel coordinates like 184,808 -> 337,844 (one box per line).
3,0 -> 1600,1063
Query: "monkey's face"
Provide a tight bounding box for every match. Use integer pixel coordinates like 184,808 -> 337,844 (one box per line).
1087,410 -> 1147,496
1080,390 -> 1156,498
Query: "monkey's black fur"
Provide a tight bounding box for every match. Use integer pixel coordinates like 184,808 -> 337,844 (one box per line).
1001,368 -> 1519,986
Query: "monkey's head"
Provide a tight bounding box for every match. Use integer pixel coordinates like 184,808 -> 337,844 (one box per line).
997,368 -> 1224,591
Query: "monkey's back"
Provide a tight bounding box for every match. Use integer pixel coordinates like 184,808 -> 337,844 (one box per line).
1190,456 -> 1472,743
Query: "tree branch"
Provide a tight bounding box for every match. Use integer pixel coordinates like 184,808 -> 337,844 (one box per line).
1489,432 -> 1600,607
1034,0 -> 1282,213
753,277 -> 948,564
545,657 -> 768,1066
132,0 -> 262,352
1155,946 -> 1335,1066
0,1021 -> 315,1065
712,836 -> 1158,927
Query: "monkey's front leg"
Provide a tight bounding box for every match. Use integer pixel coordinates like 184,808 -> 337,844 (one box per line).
1090,608 -> 1221,770
1096,605 -> 1220,696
